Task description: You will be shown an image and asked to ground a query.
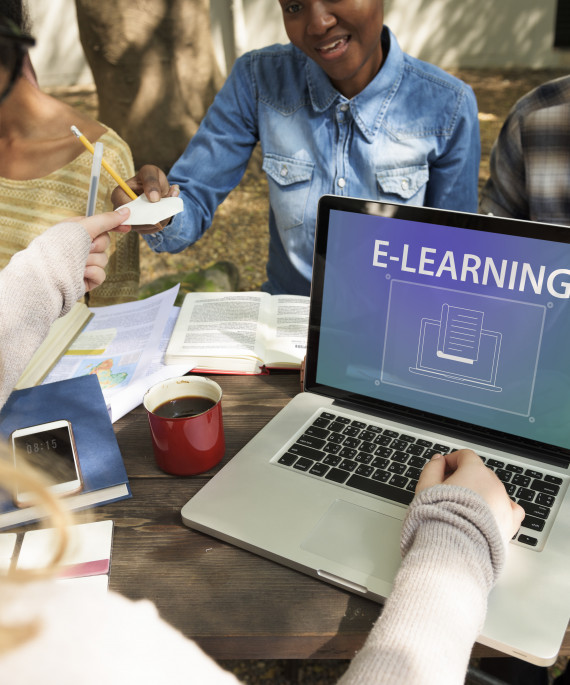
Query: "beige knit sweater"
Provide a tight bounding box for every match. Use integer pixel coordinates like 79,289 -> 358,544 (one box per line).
0,127 -> 139,306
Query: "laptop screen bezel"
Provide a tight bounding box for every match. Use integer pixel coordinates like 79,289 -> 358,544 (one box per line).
304,195 -> 570,467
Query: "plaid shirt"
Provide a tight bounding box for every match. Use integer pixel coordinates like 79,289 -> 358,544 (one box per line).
480,75 -> 570,226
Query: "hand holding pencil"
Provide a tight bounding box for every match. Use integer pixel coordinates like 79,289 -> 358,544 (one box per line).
71,126 -> 180,234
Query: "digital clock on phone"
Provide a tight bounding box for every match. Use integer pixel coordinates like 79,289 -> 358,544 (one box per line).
11,419 -> 83,506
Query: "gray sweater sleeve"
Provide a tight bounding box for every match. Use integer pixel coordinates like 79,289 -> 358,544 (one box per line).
0,222 -> 91,409
338,485 -> 505,685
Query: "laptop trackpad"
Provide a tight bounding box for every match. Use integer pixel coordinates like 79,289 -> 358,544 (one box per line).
300,499 -> 403,583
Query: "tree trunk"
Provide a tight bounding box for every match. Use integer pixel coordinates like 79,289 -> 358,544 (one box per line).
75,0 -> 223,171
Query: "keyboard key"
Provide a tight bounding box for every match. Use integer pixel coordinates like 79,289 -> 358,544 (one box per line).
289,444 -> 324,461
520,515 -> 546,533
355,465 -> 374,477
408,456 -> 428,468
544,475 -> 563,485
278,453 -> 297,466
339,459 -> 358,472
512,474 -> 530,487
531,480 -> 560,496
406,479 -> 418,492
383,430 -> 399,438
325,468 -> 350,483
327,433 -> 344,444
518,534 -> 538,547
505,464 -> 523,474
354,452 -> 373,464
339,447 -> 357,459
323,443 -> 341,454
336,417 -> 350,424
320,412 -> 335,421
351,420 -> 366,429
346,474 -> 414,505
536,493 -> 555,507
389,474 -> 408,488
388,462 -> 407,474
328,421 -> 346,432
359,430 -> 376,442
313,417 -> 330,428
487,459 -> 505,469
323,455 -> 341,467
516,487 -> 535,501
391,439 -> 409,451
365,425 -> 383,434
399,434 -> 416,443
343,437 -> 361,449
298,435 -> 326,449
305,426 -> 329,439
343,426 -> 361,437
495,469 -> 512,483
392,451 -> 409,463
309,463 -> 329,477
524,469 -> 542,479
372,469 -> 391,482
406,444 -> 425,456
518,501 -> 550,519
405,467 -> 422,480
359,442 -> 375,454
293,457 -> 313,472
416,439 -> 432,448
374,435 -> 392,446
433,444 -> 451,453
505,483 -> 516,496
424,449 -> 440,459
375,446 -> 393,458
371,457 -> 389,469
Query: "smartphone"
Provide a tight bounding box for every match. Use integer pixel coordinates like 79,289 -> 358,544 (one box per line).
11,420 -> 83,507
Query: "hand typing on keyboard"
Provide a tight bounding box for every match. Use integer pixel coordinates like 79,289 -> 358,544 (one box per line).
416,449 -> 526,546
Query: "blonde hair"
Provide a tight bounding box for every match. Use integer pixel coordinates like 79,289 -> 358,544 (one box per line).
0,441 -> 73,653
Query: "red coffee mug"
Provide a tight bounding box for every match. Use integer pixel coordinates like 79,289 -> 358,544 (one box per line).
143,376 -> 225,476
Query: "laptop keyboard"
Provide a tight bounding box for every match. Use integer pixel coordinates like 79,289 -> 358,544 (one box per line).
273,409 -> 568,552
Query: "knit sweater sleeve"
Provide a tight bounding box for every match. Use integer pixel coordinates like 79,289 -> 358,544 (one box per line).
337,485 -> 506,685
0,222 -> 91,408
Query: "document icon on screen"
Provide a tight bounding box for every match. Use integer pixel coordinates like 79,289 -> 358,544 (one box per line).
436,304 -> 484,364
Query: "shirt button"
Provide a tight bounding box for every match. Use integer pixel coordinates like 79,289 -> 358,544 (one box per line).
337,178 -> 346,188
280,165 -> 288,177
340,103 -> 349,112
401,178 -> 409,191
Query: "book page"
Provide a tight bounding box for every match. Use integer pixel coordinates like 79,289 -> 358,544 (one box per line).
166,292 -> 266,363
262,295 -> 309,367
43,286 -> 183,422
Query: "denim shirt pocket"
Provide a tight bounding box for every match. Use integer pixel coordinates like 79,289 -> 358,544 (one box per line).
376,164 -> 429,202
262,153 -> 314,232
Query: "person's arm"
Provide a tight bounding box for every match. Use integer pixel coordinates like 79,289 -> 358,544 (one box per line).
425,86 -> 481,213
338,450 -> 524,685
480,109 -> 529,218
112,53 -> 259,247
0,209 -> 130,408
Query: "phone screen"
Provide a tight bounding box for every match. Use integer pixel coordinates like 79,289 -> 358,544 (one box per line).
13,423 -> 80,501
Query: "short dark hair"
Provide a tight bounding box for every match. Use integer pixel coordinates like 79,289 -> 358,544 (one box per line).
1,0 -> 31,33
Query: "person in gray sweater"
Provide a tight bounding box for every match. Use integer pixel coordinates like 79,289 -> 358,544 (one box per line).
0,206 -> 524,684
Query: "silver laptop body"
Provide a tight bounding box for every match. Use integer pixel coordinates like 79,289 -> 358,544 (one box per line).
182,196 -> 570,666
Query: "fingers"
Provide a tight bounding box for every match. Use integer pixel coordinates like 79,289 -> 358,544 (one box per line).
416,453 -> 447,493
89,233 -> 111,255
137,164 -> 171,202
75,207 -> 131,241
83,251 -> 109,292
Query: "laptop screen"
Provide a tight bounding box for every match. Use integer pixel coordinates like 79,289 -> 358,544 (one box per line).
307,196 -> 570,462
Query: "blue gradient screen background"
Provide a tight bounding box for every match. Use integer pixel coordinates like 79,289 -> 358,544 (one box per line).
316,210 -> 570,449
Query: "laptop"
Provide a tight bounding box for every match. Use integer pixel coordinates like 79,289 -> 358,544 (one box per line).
181,195 -> 570,666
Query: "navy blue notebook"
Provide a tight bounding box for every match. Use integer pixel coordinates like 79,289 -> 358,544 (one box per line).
0,374 -> 131,529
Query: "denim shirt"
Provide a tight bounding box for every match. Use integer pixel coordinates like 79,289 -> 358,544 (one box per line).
146,27 -> 480,295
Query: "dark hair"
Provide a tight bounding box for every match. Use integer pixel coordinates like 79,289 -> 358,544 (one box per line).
1,0 -> 31,33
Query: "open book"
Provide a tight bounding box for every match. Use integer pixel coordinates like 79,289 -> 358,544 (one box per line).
14,302 -> 92,390
165,292 -> 310,374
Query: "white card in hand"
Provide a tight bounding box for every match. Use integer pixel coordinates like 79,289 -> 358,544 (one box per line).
119,194 -> 183,226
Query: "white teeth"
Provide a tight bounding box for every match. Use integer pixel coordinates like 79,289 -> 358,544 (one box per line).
320,38 -> 343,52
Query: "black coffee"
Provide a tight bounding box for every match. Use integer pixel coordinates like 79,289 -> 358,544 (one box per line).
153,395 -> 216,419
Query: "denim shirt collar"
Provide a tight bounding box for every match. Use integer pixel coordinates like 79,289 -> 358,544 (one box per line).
306,26 -> 404,143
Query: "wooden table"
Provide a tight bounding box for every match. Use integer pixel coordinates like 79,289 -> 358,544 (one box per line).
104,372 -> 570,661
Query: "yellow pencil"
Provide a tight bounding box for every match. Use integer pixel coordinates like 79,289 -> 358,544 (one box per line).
71,125 -> 138,201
